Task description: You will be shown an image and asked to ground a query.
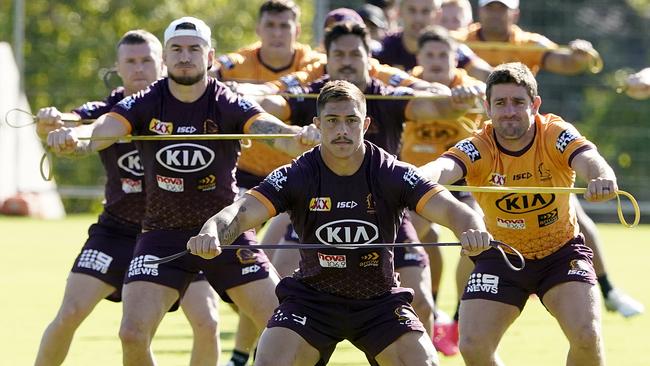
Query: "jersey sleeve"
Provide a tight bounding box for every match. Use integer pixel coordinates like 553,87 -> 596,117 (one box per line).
547,119 -> 595,167
370,59 -> 422,87
73,88 -> 123,119
216,85 -> 267,134
248,164 -> 297,216
108,86 -> 157,135
443,136 -> 490,182
384,159 -> 445,213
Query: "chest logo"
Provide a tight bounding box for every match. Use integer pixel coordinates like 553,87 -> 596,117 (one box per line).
155,143 -> 215,173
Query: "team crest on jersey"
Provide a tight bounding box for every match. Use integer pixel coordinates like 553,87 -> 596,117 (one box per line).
455,140 -> 481,162
149,118 -> 173,135
366,193 -> 376,214
204,119 -> 219,134
236,248 -> 258,265
489,173 -> 505,186
309,197 -> 331,211
556,129 -> 579,153
538,163 -> 552,181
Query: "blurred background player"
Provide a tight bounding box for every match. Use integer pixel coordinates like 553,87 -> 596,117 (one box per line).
625,67 -> 650,100
440,0 -> 473,34
34,29 -> 221,366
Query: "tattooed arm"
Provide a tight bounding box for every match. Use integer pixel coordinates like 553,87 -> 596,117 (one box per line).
187,194 -> 273,259
247,113 -> 320,157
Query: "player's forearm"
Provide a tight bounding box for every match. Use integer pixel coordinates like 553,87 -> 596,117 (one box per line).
248,117 -> 305,157
446,204 -> 487,239
573,150 -> 617,183
200,204 -> 243,246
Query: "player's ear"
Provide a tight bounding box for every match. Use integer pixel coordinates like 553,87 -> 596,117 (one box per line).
362,116 -> 371,133
483,98 -> 491,118
532,95 -> 542,114
313,116 -> 321,128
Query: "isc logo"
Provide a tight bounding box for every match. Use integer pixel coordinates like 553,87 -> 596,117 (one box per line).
177,126 -> 197,134
496,193 -> 555,214
337,201 -> 357,209
242,265 -> 261,275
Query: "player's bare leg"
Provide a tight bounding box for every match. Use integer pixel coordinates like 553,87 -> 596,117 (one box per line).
35,273 -> 115,366
375,331 -> 439,366
543,282 -> 604,366
119,281 -> 179,366
226,272 -> 281,331
254,327 -> 320,366
396,265 -> 434,337
180,280 -> 220,366
226,312 -> 260,366
458,299 -> 519,366
572,195 -> 644,317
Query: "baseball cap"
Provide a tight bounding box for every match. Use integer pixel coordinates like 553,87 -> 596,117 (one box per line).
164,16 -> 212,47
356,4 -> 388,29
478,0 -> 519,9
324,8 -> 364,28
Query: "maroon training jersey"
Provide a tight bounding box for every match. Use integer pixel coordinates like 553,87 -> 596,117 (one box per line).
109,78 -> 265,230
250,141 -> 443,299
286,77 -> 410,155
73,87 -> 145,225
373,30 -> 474,71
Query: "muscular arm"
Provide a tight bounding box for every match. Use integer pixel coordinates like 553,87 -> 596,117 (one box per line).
570,148 -> 618,202
247,113 -> 318,157
542,40 -> 597,75
189,194 -> 274,259
46,113 -> 128,156
405,87 -> 474,121
258,95 -> 291,121
419,156 -> 465,185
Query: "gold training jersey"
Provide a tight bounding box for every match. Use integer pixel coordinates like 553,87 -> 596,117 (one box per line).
445,114 -> 594,259
216,42 -> 323,178
400,68 -> 485,166
464,23 -> 557,75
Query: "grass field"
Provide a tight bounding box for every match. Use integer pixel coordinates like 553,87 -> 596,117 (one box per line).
1,214 -> 648,365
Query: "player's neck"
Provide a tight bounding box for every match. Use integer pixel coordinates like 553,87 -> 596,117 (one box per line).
320,144 -> 366,176
167,77 -> 209,103
259,46 -> 295,70
402,32 -> 419,54
480,27 -> 510,42
422,70 -> 454,86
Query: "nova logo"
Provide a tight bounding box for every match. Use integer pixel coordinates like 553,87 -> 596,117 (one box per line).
317,252 -> 347,268
315,219 -> 379,247
496,217 -> 526,230
149,118 -> 173,135
496,193 -> 555,214
121,178 -> 142,194
117,150 -> 144,176
309,197 -> 331,211
156,175 -> 183,192
155,143 -> 215,173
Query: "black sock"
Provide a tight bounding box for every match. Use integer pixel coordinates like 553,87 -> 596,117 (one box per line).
453,301 -> 460,322
598,274 -> 614,298
229,350 -> 250,366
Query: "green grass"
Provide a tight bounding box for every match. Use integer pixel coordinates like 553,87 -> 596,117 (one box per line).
1,214 -> 648,365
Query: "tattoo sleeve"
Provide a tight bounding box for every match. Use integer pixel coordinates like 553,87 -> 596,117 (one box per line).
248,117 -> 296,148
215,205 -> 247,245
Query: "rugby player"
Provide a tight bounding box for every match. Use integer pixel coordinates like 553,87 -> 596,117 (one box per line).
188,79 -> 493,365
421,62 -> 613,365
34,30 -> 221,366
45,17 -> 318,365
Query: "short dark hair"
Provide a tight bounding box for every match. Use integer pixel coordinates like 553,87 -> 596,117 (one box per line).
117,29 -> 161,53
485,62 -> 538,102
324,21 -> 371,55
259,0 -> 300,21
317,80 -> 367,116
417,25 -> 457,51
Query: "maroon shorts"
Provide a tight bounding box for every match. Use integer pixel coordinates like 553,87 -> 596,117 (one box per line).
70,213 -> 140,302
125,228 -> 271,304
394,214 -> 429,269
268,277 -> 426,363
462,236 -> 597,311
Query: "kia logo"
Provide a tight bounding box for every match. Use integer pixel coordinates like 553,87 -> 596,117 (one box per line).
117,150 -> 144,176
155,143 -> 215,173
315,219 -> 379,248
496,193 -> 555,214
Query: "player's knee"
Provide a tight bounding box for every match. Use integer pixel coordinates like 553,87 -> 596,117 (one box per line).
570,322 -> 601,352
189,314 -> 219,339
119,322 -> 150,347
54,302 -> 91,327
458,332 -> 491,359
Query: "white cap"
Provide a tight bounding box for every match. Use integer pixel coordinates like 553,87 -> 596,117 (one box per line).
478,0 -> 519,9
164,17 -> 212,47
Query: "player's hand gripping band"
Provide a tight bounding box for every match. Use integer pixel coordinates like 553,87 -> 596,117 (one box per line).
143,240 -> 526,271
